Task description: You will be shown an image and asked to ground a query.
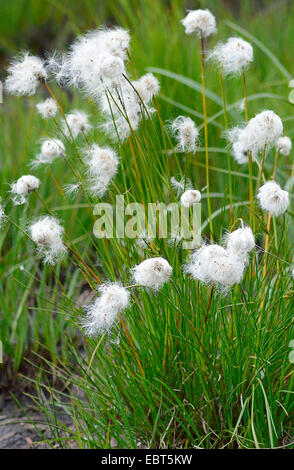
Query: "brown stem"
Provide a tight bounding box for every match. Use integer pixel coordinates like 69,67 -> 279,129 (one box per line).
65,243 -> 102,285
204,285 -> 214,324
42,80 -> 66,118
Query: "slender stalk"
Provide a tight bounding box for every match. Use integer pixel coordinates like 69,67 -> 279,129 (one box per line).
42,80 -> 65,117
5,215 -> 33,243
152,96 -> 171,181
218,69 -> 233,223
200,37 -> 213,238
119,314 -> 145,377
272,217 -> 280,274
128,136 -> 141,182
256,144 -> 267,191
242,70 -> 248,123
290,157 -> 294,182
248,151 -> 254,229
259,211 -> 271,313
260,148 -> 280,309
262,213 -> 272,271
272,149 -> 279,180
65,243 -> 102,286
204,285 -> 214,324
242,70 -> 254,230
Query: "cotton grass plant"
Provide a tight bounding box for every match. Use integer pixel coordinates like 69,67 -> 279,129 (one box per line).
1,3 -> 294,449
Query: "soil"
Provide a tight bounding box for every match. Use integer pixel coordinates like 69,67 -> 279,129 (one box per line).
0,393 -> 50,449
0,291 -> 92,449
0,357 -> 75,449
0,390 -> 77,449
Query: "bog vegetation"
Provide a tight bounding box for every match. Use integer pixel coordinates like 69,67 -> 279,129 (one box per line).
1,1 -> 293,449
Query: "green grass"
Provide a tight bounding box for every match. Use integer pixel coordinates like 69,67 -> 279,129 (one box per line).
0,0 -> 294,449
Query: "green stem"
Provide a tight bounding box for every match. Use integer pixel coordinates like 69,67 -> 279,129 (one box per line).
5,215 -> 33,243
242,70 -> 254,229
200,37 -> 213,238
242,70 -> 248,123
248,151 -> 254,230
272,149 -> 279,180
256,144 -> 267,191
218,68 -> 233,223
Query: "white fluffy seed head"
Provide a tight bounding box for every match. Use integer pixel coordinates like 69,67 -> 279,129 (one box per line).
229,110 -> 283,161
85,144 -> 119,196
99,53 -> 125,80
55,27 -> 152,141
231,140 -> 248,164
63,182 -> 81,199
45,51 -> 65,80
225,226 -> 255,256
276,136 -> 292,156
170,176 -> 192,196
132,73 -> 160,103
185,244 -> 226,283
62,27 -> 129,96
64,110 -> 92,138
32,138 -> 65,167
29,216 -> 66,264
181,9 -> 217,38
101,27 -> 130,60
85,145 -> 119,176
257,181 -> 290,217
185,243 -> 245,287
11,175 -> 40,204
65,30 -> 102,90
132,257 -> 172,290
180,189 -> 201,207
30,216 -> 64,248
42,139 -> 65,158
82,283 -> 130,337
207,253 -> 245,286
209,37 -> 253,76
171,116 -> 199,153
252,110 -> 283,146
13,175 -> 40,195
5,52 -> 47,96
36,98 -> 58,118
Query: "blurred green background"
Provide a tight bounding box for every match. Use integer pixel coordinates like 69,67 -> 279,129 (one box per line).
1,0 -> 293,176
0,0 -> 293,71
